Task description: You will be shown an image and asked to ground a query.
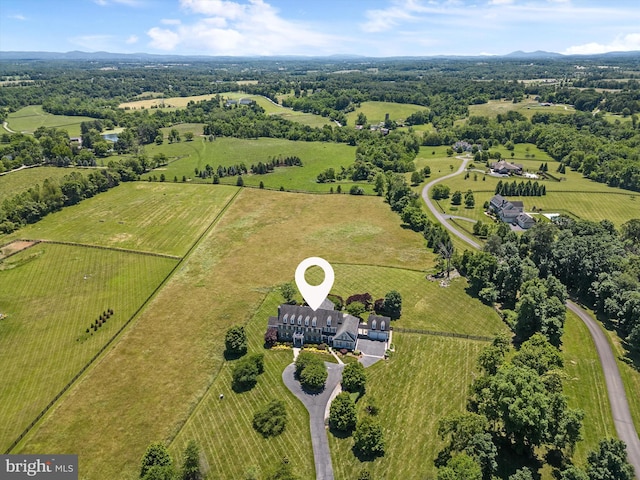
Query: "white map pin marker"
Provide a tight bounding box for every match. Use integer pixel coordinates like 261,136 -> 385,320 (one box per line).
295,257 -> 334,311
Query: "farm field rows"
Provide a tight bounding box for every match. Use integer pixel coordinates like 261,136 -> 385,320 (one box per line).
141,136 -> 375,193
0,166 -> 86,203
16,188 -> 434,478
0,243 -> 177,452
0,183 -> 238,257
5,105 -> 97,137
468,99 -> 576,119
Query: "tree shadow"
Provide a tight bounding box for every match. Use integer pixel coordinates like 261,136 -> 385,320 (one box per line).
494,440 -> 543,479
224,349 -> 247,361
328,425 -> 354,439
300,383 -> 325,395
231,379 -> 257,393
351,446 -> 383,463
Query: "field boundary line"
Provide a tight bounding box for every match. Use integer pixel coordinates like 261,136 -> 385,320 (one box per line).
4,188 -> 242,455
36,239 -> 182,260
393,327 -> 493,342
329,261 -> 426,273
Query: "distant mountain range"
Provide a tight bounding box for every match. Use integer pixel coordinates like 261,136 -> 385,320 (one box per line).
0,49 -> 638,62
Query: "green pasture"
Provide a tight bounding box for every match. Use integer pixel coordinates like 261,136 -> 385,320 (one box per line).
18,189 -> 434,478
0,166 -> 86,203
4,105 -> 97,137
0,243 -> 176,453
170,291 -> 315,479
1,183 -> 238,257
346,101 -> 427,125
143,136 -> 375,194
468,99 -> 575,120
329,333 -> 486,480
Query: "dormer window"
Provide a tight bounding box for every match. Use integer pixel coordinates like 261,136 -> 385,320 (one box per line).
312,317 -> 317,327
283,314 -> 288,324
305,316 -> 310,326
327,316 -> 332,327
298,315 -> 302,326
381,321 -> 385,331
372,319 -> 377,330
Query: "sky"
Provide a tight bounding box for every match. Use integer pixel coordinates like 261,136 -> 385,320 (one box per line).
1,0 -> 639,57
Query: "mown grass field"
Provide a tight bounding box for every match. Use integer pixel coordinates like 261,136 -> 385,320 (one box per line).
169,291 -> 315,479
17,189 -> 434,479
118,94 -> 219,110
0,243 -> 176,453
5,105 -> 97,137
346,101 -> 427,125
562,311 -> 616,466
468,99 -> 575,120
330,333 -> 486,480
0,166 -> 86,203
142,136 -> 376,193
0,183 -> 238,257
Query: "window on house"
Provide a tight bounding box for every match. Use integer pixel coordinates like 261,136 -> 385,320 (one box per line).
298,315 -> 302,325
283,314 -> 288,324
372,319 -> 377,330
381,321 -> 385,331
305,316 -> 310,326
327,316 -> 332,327
312,317 -> 317,327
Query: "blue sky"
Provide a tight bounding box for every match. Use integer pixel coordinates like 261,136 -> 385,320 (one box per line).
1,0 -> 639,56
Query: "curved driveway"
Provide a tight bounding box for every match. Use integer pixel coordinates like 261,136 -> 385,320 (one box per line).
283,362 -> 344,480
567,302 -> 640,477
421,156 -> 482,250
422,160 -> 640,477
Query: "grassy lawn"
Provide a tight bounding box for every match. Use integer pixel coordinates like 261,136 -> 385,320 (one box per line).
141,137 -> 374,193
0,166 -> 86,203
346,101 -> 427,125
0,243 -> 176,453
329,333 -> 486,480
5,105 -> 97,137
118,94 -> 219,110
1,183 -> 238,257
170,291 -> 315,480
562,311 -> 616,466
17,189 -> 433,479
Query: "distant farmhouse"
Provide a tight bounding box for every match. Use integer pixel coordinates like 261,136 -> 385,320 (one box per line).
491,160 -> 523,175
267,299 -> 390,351
225,98 -> 254,107
489,194 -> 535,229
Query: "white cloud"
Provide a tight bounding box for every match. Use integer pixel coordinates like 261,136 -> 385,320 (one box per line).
126,35 -> 139,44
161,18 -> 182,25
9,14 -> 27,20
146,0 -> 339,55
489,0 -> 514,5
94,0 -> 144,6
564,33 -> 640,55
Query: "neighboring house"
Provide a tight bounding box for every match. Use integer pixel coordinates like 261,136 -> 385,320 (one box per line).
516,212 -> 536,229
491,160 -> 523,175
225,98 -> 254,107
267,300 -> 390,351
489,194 -> 524,224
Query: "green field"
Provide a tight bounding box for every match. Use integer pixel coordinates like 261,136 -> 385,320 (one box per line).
5,105 -> 97,137
0,166 -> 86,203
346,101 -> 427,125
0,243 -> 176,452
1,183 -> 238,257
142,136 -> 375,193
330,333 -> 486,480
17,189 -> 434,478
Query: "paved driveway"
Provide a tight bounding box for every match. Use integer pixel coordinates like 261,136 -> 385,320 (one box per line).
283,361 -> 344,480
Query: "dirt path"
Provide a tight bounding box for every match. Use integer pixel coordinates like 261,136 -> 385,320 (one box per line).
2,121 -> 17,133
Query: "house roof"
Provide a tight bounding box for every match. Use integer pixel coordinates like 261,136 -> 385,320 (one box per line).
362,313 -> 391,331
492,160 -> 523,171
517,213 -> 535,225
334,315 -> 360,342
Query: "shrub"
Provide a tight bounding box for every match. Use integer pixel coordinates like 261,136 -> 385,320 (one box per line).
329,392 -> 357,432
346,293 -> 373,309
294,351 -> 318,377
264,327 -> 278,348
350,185 -> 364,195
346,301 -> 366,318
231,354 -> 263,391
225,325 -> 247,356
253,400 -> 287,437
327,294 -> 344,310
342,362 -> 367,393
140,442 -> 172,478
299,360 -> 327,391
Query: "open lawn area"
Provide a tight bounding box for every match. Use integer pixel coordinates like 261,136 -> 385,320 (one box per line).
16,188 -> 434,479
0,243 -> 176,453
142,136 -> 374,193
0,166 -> 86,203
5,105 -> 97,137
329,333 -> 486,480
468,99 -> 575,120
1,183 -> 238,257
346,101 -> 427,125
118,94 -> 219,110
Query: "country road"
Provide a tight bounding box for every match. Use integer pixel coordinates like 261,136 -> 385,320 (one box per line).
421,160 -> 640,478
421,155 -> 481,249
